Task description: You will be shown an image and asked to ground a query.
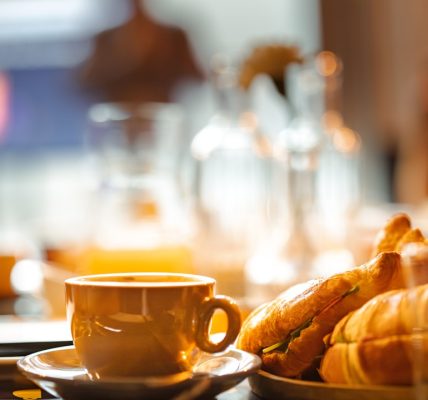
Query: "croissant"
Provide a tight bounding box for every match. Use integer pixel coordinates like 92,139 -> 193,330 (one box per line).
320,284 -> 428,385
395,228 -> 425,254
371,213 -> 411,257
237,252 -> 404,377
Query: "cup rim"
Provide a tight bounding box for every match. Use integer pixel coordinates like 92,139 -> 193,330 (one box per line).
65,272 -> 216,288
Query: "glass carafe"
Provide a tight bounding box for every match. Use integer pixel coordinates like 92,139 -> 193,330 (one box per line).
191,56 -> 273,302
245,59 -> 324,305
245,52 -> 362,306
315,52 -> 361,270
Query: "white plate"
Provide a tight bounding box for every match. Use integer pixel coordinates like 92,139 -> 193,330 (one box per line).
18,345 -> 261,400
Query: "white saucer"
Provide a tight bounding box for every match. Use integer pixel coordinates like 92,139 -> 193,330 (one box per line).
17,346 -> 261,400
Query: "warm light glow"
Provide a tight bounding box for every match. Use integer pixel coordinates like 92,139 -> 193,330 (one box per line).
316,51 -> 341,77
333,126 -> 361,154
0,72 -> 10,142
322,110 -> 343,133
12,389 -> 42,400
313,249 -> 355,277
11,259 -> 43,294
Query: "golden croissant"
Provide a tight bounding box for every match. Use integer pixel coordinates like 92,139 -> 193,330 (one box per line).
320,283 -> 428,385
236,252 -> 404,377
371,213 -> 412,257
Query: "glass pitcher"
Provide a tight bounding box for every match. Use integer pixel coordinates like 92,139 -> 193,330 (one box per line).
315,52 -> 361,264
245,52 -> 362,305
245,57 -> 324,305
190,55 -> 274,301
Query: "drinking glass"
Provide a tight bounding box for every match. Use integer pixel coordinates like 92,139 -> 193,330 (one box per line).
84,102 -> 193,275
191,55 -> 274,302
401,243 -> 428,400
245,56 -> 324,305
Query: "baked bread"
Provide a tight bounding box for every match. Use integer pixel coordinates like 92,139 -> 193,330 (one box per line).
237,252 -> 404,377
372,213 -> 411,257
320,284 -> 428,385
396,228 -> 425,253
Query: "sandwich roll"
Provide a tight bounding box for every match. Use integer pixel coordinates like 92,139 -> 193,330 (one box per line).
320,284 -> 428,385
237,252 -> 404,378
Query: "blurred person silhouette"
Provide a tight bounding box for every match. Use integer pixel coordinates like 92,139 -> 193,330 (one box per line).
79,0 -> 204,103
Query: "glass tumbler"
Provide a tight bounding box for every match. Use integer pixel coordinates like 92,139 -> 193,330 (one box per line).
84,102 -> 193,275
401,242 -> 428,400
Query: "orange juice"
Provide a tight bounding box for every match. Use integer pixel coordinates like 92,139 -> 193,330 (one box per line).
44,242 -> 194,275
45,246 -> 84,272
82,244 -> 194,275
0,255 -> 17,298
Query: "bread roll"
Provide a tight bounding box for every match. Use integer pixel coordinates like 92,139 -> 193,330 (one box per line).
320,284 -> 428,385
237,252 -> 404,377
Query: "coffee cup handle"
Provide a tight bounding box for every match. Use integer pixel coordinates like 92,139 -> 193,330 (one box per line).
195,295 -> 241,353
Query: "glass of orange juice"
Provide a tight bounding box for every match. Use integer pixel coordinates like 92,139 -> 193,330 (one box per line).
0,254 -> 17,298
85,102 -> 193,275
41,103 -> 194,317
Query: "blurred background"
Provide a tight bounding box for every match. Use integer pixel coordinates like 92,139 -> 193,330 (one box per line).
1,0 -> 428,322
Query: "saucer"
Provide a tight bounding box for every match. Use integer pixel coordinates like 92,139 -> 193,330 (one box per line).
17,346 -> 261,400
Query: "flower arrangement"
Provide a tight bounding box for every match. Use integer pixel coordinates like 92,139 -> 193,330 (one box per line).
238,44 -> 303,95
